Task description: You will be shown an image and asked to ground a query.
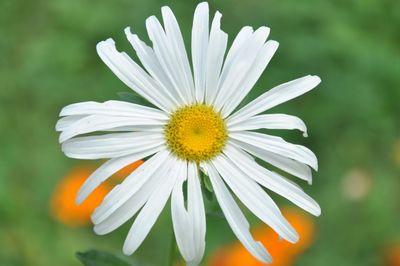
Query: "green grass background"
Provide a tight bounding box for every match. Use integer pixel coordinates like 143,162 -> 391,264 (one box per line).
1,0 -> 399,265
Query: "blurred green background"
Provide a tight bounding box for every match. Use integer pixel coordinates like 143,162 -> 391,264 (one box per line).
1,0 -> 399,265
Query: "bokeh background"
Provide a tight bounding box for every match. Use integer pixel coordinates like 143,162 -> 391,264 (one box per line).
1,0 -> 399,265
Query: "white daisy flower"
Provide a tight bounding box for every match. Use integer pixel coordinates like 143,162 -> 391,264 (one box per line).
56,2 -> 321,265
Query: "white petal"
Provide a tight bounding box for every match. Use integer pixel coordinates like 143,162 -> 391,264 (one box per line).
220,26 -> 253,77
59,100 -> 168,120
207,26 -> 253,105
94,185 -> 150,235
161,6 -> 195,102
230,131 -> 318,170
221,40 -> 279,117
224,144 -> 321,216
93,155 -> 174,235
172,162 -> 206,266
146,7 -> 196,105
213,27 -> 270,110
96,39 -> 175,112
86,125 -> 163,132
124,27 -> 182,107
58,114 -> 165,143
55,115 -> 85,131
187,163 -> 206,266
191,2 -> 209,103
76,147 -> 160,204
212,155 -> 299,243
61,132 -> 164,159
230,139 -> 312,183
227,75 -> 321,124
171,164 -> 194,261
228,113 -> 308,137
91,150 -> 170,224
202,163 -> 272,263
122,157 -> 182,255
204,11 -> 228,105
145,16 -> 189,104
57,100 -> 168,135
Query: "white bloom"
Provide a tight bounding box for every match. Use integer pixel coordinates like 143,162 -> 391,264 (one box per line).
56,2 -> 321,265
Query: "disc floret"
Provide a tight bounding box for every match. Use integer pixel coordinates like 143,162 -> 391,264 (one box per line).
164,104 -> 228,162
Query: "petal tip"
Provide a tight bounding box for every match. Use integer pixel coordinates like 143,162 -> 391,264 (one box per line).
268,40 -> 280,48
75,195 -> 84,206
124,26 -> 132,36
145,15 -> 158,27
197,2 -> 209,9
290,231 -> 300,243
314,206 -> 322,217
122,242 -> 135,256
311,75 -> 322,85
93,225 -> 109,236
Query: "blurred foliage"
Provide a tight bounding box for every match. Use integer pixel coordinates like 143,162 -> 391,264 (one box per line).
76,250 -> 138,266
0,0 -> 399,265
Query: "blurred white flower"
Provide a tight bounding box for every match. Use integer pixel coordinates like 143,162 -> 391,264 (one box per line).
393,138 -> 400,166
342,168 -> 372,201
56,2 -> 321,265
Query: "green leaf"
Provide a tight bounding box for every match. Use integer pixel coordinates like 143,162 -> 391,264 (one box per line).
76,250 -> 141,266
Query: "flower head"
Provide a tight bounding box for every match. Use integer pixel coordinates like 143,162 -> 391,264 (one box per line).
56,2 -> 321,265
164,104 -> 228,162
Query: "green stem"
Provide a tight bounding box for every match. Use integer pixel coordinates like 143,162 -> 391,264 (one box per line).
167,232 -> 176,266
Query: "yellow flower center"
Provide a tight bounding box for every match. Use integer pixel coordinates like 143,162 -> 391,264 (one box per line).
164,104 -> 228,162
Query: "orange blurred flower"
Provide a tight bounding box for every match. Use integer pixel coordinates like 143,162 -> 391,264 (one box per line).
208,208 -> 315,266
385,245 -> 400,266
50,161 -> 143,227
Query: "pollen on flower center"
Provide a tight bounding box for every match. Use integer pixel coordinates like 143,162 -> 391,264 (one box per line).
164,104 -> 228,162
